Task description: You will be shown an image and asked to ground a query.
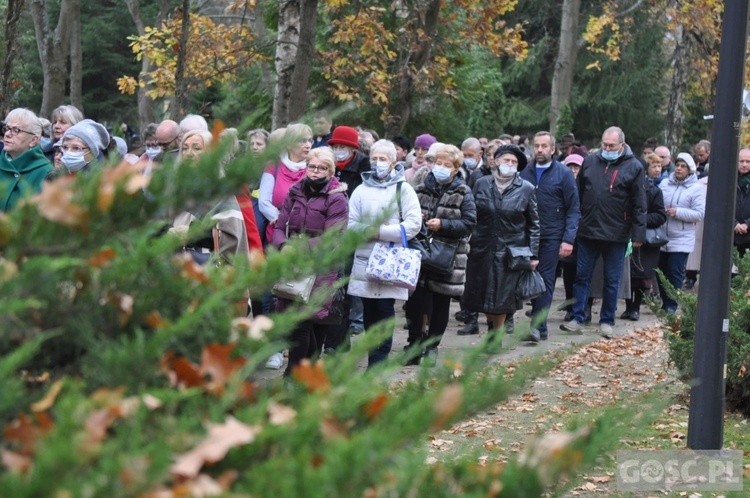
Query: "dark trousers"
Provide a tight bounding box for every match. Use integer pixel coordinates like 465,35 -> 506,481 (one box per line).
284,320 -> 331,376
362,297 -> 395,367
404,281 -> 452,351
530,238 -> 561,337
571,238 -> 628,326
658,251 -> 689,313
560,259 -> 576,312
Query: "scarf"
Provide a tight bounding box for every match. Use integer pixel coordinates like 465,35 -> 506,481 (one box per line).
280,152 -> 306,172
492,169 -> 515,193
740,172 -> 750,189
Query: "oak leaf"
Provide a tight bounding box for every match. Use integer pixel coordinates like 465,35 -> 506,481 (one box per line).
200,343 -> 246,394
87,248 -> 117,268
268,402 -> 297,426
364,394 -> 389,420
31,176 -> 88,228
292,359 -> 330,393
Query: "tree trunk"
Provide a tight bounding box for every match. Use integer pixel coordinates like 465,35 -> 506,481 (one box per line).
171,0 -> 192,120
68,0 -> 82,112
383,0 -> 441,138
124,0 -> 171,133
272,0 -> 301,129
253,0 -> 274,94
0,0 -> 27,117
664,24 -> 693,153
287,0 -> 318,122
549,0 -> 581,136
29,0 -> 77,118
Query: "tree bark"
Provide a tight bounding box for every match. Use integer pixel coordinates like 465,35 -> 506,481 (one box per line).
253,0 -> 274,94
1,0 -> 26,117
287,0 -> 318,123
29,0 -> 77,118
171,0 -> 192,120
549,0 -> 581,136
124,0 -> 171,133
272,0 -> 301,129
384,0 -> 441,138
69,0 -> 82,112
664,24 -> 693,153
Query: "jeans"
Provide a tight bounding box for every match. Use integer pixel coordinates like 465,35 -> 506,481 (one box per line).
349,295 -> 364,331
571,238 -> 628,326
361,297 -> 395,367
658,251 -> 689,313
531,238 -> 562,337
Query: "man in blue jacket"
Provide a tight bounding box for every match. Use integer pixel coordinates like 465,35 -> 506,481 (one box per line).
561,126 -> 647,338
520,131 -> 580,342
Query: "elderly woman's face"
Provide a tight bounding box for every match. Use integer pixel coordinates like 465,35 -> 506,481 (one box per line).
497,152 -> 518,169
3,118 -> 39,158
61,137 -> 93,163
306,156 -> 332,181
289,135 -> 313,162
181,135 -> 205,160
250,136 -> 266,154
52,117 -> 73,140
674,160 -> 690,180
648,162 -> 662,179
434,152 -> 459,176
485,146 -> 498,167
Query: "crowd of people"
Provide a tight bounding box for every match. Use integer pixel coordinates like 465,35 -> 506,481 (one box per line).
0,104 -> 740,370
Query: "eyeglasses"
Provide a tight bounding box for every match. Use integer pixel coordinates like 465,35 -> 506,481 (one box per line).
2,125 -> 34,137
60,145 -> 89,154
306,164 -> 328,173
157,137 -> 178,149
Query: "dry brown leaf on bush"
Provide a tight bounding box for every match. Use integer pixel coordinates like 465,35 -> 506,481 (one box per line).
87,248 -> 117,268
230,315 -> 273,341
98,162 -> 148,212
433,384 -> 463,429
161,352 -> 205,389
268,402 -> 297,426
1,449 -> 31,473
364,394 -> 389,420
174,254 -> 211,284
320,417 -> 354,441
200,343 -> 246,394
171,417 -> 260,478
145,310 -> 168,330
292,359 -> 330,393
3,413 -> 53,454
31,176 -> 88,228
30,379 -> 64,413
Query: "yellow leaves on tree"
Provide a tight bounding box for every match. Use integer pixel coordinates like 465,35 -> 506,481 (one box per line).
582,3 -> 626,70
117,12 -> 265,99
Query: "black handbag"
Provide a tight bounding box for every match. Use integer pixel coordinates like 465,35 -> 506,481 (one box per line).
516,270 -> 546,300
645,225 -> 668,247
422,236 -> 460,275
506,246 -> 535,271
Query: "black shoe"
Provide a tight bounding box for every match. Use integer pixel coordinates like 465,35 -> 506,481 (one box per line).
457,321 -> 479,335
455,310 -> 471,323
423,348 -> 438,367
564,311 -> 573,322
629,311 -> 640,321
523,329 -> 541,343
620,310 -> 633,320
404,354 -> 422,366
525,309 -> 533,318
684,279 -> 695,290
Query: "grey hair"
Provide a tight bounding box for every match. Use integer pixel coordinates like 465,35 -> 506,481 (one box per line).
50,105 -> 83,126
461,137 -> 481,152
6,108 -> 42,137
603,126 -> 625,144
179,114 -> 208,133
534,131 -> 555,148
694,139 -> 711,153
246,128 -> 270,142
370,139 -> 397,162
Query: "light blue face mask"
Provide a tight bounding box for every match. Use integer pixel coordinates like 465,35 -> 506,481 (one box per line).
498,164 -> 517,176
373,161 -> 391,179
602,149 -> 621,162
61,151 -> 89,172
432,165 -> 452,183
464,158 -> 478,170
39,137 -> 52,149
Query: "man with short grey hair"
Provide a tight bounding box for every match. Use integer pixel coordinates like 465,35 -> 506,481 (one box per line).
654,145 -> 673,175
561,126 -> 646,338
460,137 -> 483,180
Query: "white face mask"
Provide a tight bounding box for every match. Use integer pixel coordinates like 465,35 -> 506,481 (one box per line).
334,150 -> 352,162
145,147 -> 161,160
498,164 -> 517,176
61,151 -> 88,172
373,161 -> 391,179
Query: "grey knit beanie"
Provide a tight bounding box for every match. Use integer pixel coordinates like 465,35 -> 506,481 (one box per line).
62,119 -> 110,154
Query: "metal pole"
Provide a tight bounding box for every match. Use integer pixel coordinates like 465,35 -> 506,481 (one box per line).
687,0 -> 750,450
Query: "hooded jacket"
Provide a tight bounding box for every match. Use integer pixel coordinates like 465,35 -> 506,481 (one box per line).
577,144 -> 647,244
273,176 -> 349,321
347,163 -> 422,300
520,159 -> 580,244
414,172 -> 477,296
0,146 -> 53,212
659,171 -> 706,253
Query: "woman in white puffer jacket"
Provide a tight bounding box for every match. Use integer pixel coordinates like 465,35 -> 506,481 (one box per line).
657,152 -> 706,313
348,139 -> 422,368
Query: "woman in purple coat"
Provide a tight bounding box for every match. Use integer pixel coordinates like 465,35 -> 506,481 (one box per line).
272,147 -> 349,375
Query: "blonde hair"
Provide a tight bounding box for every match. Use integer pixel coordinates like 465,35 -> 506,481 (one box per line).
436,144 -> 464,169
284,123 -> 313,151
179,129 -> 213,158
50,105 -> 83,127
307,147 -> 336,175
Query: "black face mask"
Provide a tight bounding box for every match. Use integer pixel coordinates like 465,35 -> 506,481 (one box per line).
304,175 -> 329,193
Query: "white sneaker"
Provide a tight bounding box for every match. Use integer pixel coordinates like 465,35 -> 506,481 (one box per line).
265,352 -> 284,370
598,323 -> 613,339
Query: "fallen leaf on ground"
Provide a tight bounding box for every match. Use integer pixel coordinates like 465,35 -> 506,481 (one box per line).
30,379 -> 64,413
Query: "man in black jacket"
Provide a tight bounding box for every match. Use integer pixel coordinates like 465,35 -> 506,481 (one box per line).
520,131 -> 580,342
561,126 -> 646,338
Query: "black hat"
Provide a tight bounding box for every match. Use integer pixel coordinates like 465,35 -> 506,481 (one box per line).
494,144 -> 528,171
